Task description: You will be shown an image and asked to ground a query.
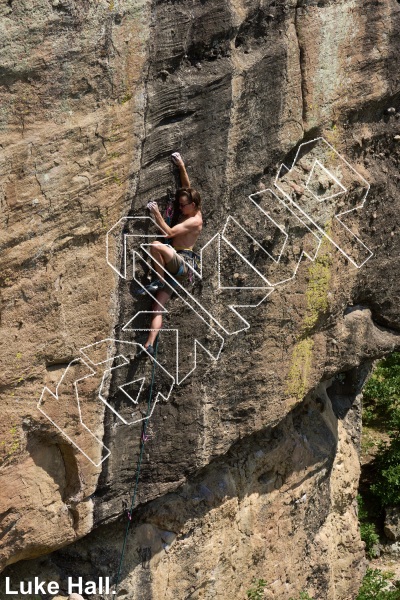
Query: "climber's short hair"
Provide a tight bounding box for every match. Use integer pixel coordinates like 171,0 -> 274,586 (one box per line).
175,187 -> 202,209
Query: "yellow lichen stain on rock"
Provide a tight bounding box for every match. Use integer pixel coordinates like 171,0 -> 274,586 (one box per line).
120,93 -> 133,105
286,337 -> 314,400
0,423 -> 20,463
303,249 -> 332,334
287,234 -> 333,400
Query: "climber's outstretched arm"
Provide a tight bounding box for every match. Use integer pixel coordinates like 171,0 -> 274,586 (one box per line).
172,152 -> 190,188
179,163 -> 190,188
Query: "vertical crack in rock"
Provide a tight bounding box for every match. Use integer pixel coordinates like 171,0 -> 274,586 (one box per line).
133,62 -> 152,208
94,1 -> 155,522
294,0 -> 306,129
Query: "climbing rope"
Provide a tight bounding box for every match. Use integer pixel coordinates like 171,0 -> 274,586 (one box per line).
114,181 -> 177,590
114,335 -> 160,592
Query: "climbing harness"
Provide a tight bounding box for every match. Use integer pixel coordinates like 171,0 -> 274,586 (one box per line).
114,336 -> 159,592
176,249 -> 200,284
161,248 -> 200,291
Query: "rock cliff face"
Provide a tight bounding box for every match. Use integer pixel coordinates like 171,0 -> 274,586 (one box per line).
1,0 -> 399,599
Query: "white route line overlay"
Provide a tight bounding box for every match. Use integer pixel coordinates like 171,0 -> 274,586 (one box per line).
80,339 -> 175,425
38,357 -> 111,467
306,159 -> 347,202
124,250 -> 226,383
274,136 -> 373,268
121,326 -> 223,386
39,137 -> 373,464
38,340 -> 175,466
222,188 -> 322,287
138,236 -> 273,335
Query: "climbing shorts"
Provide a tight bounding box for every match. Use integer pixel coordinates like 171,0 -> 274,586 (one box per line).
163,249 -> 199,293
164,250 -> 188,280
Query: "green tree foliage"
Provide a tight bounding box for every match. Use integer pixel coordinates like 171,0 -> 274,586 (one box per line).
246,581 -> 314,599
362,353 -> 400,510
356,568 -> 400,599
357,494 -> 370,521
360,522 -> 380,559
357,495 -> 380,558
363,353 -> 400,430
370,438 -> 400,507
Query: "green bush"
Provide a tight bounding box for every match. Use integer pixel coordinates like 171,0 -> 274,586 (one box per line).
357,494 -> 370,521
246,579 -> 267,600
356,568 -> 400,599
362,353 -> 400,511
360,522 -> 379,558
363,353 -> 400,430
357,495 -> 381,558
289,593 -> 314,600
370,438 -> 400,507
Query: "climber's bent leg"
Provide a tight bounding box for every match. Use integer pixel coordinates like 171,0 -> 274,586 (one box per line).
164,251 -> 188,278
149,241 -> 175,281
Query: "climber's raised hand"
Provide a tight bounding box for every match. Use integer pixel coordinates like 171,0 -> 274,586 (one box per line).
147,201 -> 160,215
171,152 -> 184,168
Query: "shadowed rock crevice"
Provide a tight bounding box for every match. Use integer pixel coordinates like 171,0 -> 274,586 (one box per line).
0,365 -> 366,598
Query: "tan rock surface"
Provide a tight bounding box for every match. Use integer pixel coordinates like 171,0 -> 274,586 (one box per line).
0,0 -> 400,598
0,0 -> 150,567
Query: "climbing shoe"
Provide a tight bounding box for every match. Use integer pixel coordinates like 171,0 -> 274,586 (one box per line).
135,279 -> 165,295
136,344 -> 155,358
145,279 -> 165,293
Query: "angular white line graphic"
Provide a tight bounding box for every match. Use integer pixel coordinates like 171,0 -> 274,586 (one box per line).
38,358 -> 110,466
274,137 -> 373,267
106,216 -> 167,279
38,137 -> 373,464
306,160 -> 347,203
128,253 -> 226,380
81,339 -> 175,425
222,189 -> 322,287
139,235 -> 273,336
38,340 -> 175,465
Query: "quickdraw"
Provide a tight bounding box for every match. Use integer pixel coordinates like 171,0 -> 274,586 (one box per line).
165,188 -> 175,227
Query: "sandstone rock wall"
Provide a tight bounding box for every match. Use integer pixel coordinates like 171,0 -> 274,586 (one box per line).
0,0 -> 400,598
0,0 -> 151,567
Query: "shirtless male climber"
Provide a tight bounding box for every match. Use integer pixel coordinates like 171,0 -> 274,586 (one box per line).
139,152 -> 203,356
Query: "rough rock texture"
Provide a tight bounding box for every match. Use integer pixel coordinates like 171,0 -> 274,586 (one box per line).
0,0 -> 150,567
1,0 -> 400,599
384,507 -> 400,542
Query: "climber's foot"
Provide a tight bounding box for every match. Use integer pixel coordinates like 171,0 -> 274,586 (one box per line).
145,344 -> 155,357
136,344 -> 155,358
145,279 -> 165,293
135,279 -> 165,295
